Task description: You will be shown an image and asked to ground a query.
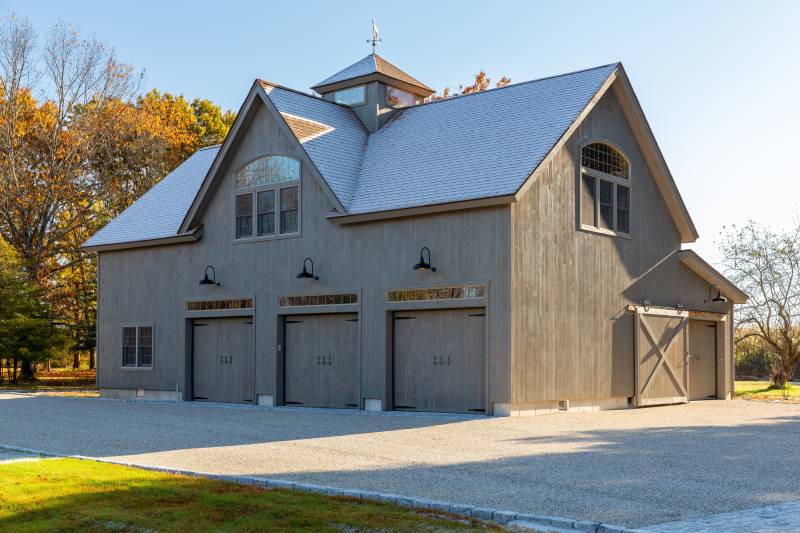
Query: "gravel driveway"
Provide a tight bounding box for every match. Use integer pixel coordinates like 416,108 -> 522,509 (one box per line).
2,393 -> 799,529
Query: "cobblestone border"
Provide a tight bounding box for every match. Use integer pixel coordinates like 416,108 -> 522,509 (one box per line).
0,443 -> 633,533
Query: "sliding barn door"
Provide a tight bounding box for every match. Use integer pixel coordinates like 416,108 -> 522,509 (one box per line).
634,308 -> 689,406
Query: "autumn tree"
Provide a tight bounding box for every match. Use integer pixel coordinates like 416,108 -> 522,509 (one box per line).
429,70 -> 512,100
721,221 -> 800,389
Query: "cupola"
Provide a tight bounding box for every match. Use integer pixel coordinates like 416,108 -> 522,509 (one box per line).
311,53 -> 434,132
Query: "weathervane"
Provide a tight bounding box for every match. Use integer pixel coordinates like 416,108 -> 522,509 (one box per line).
367,19 -> 381,53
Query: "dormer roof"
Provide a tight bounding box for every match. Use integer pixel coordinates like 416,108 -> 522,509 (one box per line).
311,53 -> 434,96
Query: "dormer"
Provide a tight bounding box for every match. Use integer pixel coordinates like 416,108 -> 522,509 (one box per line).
311,53 -> 434,132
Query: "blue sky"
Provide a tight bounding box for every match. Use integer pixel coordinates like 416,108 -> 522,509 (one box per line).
4,0 -> 799,263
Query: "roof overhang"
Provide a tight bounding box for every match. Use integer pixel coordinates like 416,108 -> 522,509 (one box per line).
327,194 -> 516,224
312,72 -> 434,97
678,249 -> 748,304
82,226 -> 203,253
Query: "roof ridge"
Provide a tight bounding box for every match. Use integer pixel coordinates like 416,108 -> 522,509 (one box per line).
257,79 -> 354,109
403,62 -> 620,110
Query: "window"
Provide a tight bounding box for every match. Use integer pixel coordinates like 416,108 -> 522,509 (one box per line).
387,285 -> 486,302
333,85 -> 366,106
580,142 -> 631,235
234,156 -> 300,240
187,298 -> 253,311
280,186 -> 299,234
122,326 -> 153,368
386,86 -> 414,108
279,293 -> 358,307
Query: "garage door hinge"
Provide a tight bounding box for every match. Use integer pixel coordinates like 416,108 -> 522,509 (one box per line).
394,405 -> 416,409
285,401 -> 304,405
468,313 -> 486,317
394,316 -> 415,320
285,320 -> 303,324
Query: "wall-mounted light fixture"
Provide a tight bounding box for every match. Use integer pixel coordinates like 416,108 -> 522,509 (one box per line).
709,285 -> 727,303
199,265 -> 220,286
296,258 -> 319,280
413,246 -> 436,272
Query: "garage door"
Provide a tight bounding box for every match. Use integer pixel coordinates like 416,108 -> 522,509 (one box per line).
689,321 -> 717,400
284,313 -> 359,408
634,308 -> 688,406
192,317 -> 254,403
393,308 -> 485,414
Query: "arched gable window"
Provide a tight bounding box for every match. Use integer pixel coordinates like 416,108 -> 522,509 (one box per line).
580,142 -> 631,235
234,156 -> 300,240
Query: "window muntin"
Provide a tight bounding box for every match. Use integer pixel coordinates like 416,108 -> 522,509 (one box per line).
386,86 -> 414,108
280,186 -> 299,234
582,142 -> 629,178
235,193 -> 253,238
234,156 -> 300,241
122,325 -> 153,368
257,190 -> 275,237
333,85 -> 366,106
387,285 -> 486,302
187,298 -> 253,311
580,142 -> 631,235
279,293 -> 358,307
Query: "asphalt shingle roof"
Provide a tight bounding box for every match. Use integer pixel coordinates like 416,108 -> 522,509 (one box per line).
311,53 -> 434,93
86,63 -> 618,248
84,146 -> 219,247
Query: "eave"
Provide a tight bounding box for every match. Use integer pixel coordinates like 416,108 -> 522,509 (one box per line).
327,194 -> 516,224
82,226 -> 203,253
678,249 -> 748,304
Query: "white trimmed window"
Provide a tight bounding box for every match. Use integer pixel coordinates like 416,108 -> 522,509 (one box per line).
235,156 -> 300,240
580,142 -> 631,235
122,325 -> 153,368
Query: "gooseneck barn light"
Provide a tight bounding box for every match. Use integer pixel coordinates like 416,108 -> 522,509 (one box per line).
297,257 -> 319,280
710,285 -> 727,303
199,265 -> 220,286
413,246 -> 436,272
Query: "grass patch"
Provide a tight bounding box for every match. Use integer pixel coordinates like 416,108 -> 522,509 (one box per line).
0,458 -> 501,532
735,380 -> 800,402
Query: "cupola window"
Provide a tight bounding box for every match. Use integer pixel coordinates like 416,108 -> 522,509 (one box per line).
333,85 -> 366,106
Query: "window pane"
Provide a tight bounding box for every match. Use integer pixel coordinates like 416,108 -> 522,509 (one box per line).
387,86 -> 414,108
598,180 -> 614,229
235,194 -> 253,238
138,327 -> 153,367
280,186 -> 299,234
582,143 -> 629,178
617,185 -> 630,233
334,85 -> 366,106
236,156 -> 299,188
122,327 -> 137,367
581,173 -> 597,227
257,190 -> 275,236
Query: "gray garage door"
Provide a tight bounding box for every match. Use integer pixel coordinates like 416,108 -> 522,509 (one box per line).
192,317 -> 254,403
393,308 -> 486,414
284,313 -> 360,408
689,320 -> 717,400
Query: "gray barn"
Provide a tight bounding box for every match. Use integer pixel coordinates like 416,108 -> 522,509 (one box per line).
84,54 -> 747,416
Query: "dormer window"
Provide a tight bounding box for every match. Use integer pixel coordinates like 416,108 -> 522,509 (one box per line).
580,142 -> 631,236
333,85 -> 366,106
386,86 -> 414,108
235,155 -> 300,240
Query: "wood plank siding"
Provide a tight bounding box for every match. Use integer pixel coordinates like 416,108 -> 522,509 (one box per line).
97,99 -> 512,409
509,83 -> 734,406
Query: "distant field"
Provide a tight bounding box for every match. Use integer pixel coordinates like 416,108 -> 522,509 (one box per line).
0,369 -> 97,396
735,380 -> 800,402
0,458 -> 499,532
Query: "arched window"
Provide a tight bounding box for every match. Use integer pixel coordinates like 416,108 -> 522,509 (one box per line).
580,143 -> 631,235
234,156 -> 300,240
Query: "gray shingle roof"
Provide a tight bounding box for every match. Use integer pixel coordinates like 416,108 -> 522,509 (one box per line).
84,146 -> 219,247
87,63 -> 619,248
311,53 -> 434,93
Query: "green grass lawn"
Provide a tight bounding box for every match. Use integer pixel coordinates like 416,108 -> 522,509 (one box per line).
0,458 -> 501,532
735,380 -> 800,402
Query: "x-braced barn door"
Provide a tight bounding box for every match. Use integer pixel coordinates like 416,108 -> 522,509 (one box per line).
634,307 -> 689,407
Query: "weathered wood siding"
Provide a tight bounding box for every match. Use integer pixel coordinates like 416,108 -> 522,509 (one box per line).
97,98 -> 512,408
510,83 -> 733,404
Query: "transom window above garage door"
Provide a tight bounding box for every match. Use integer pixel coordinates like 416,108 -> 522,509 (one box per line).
279,293 -> 358,307
388,285 -> 486,302
187,298 -> 253,311
235,155 -> 300,241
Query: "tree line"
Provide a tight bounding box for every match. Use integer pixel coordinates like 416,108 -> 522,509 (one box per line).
0,14 -> 234,381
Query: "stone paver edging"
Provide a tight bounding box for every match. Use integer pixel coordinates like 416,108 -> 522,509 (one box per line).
0,443 -> 632,533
